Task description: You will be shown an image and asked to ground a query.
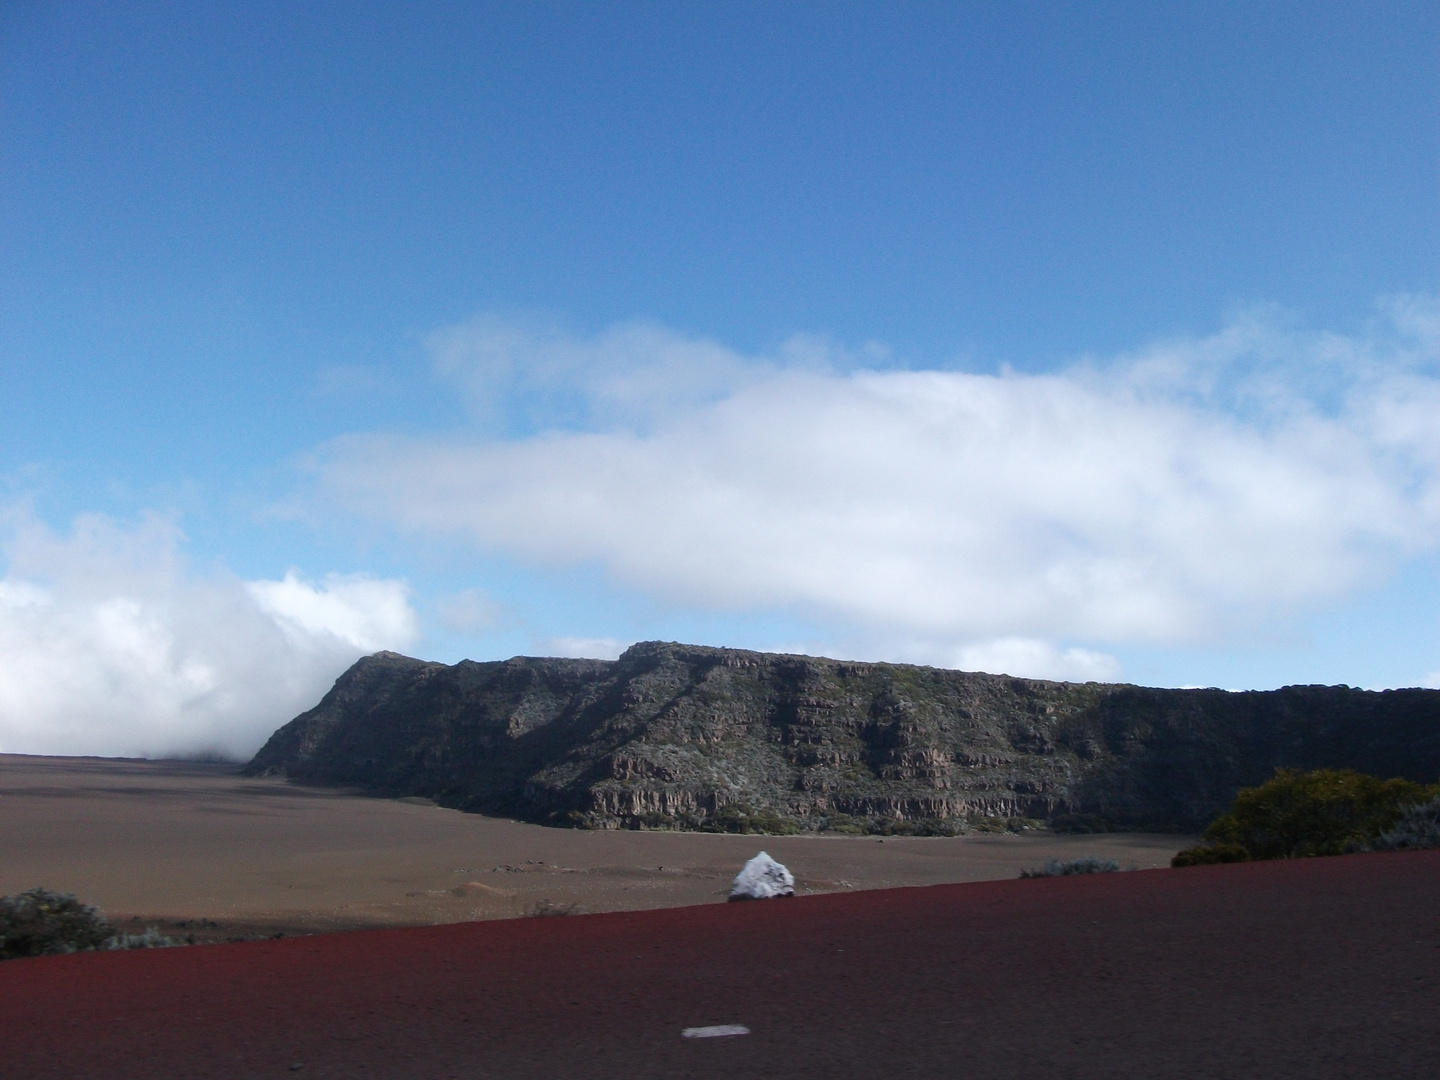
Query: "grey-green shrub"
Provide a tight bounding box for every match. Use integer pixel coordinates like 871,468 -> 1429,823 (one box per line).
107,927 -> 176,950
528,899 -> 578,917
1020,856 -> 1120,878
1369,795 -> 1440,851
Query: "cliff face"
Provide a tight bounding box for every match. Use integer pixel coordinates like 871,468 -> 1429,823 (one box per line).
244,641 -> 1440,833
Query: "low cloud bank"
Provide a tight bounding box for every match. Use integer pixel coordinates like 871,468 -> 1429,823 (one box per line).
0,511 -> 417,759
315,297 -> 1440,674
541,636 -> 628,661
953,638 -> 1123,683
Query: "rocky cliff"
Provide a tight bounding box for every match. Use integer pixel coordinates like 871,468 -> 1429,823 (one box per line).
244,641 -> 1440,833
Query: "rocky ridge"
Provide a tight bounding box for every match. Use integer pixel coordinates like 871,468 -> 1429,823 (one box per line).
244,641 -> 1440,833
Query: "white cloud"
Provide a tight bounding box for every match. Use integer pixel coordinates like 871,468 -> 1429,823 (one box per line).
757,633 -> 1124,683
428,315 -> 789,431
0,510 -> 417,759
953,638 -> 1123,683
540,636 -> 627,660
434,588 -> 506,635
312,298 -> 1440,680
247,571 -> 416,652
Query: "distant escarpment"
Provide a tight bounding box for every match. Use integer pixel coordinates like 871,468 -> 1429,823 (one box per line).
244,642 -> 1440,834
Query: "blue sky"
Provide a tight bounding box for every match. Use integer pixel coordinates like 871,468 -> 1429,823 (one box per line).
2,2 -> 1437,757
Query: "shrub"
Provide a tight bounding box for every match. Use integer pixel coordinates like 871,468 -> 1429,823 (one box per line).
819,812 -> 868,835
911,817 -> 968,837
0,887 -> 115,959
1019,856 -> 1120,878
1369,795 -> 1440,851
1197,768 -> 1434,861
1171,842 -> 1252,867
704,804 -> 802,835
966,815 -> 1013,834
528,899 -> 578,917
107,927 -> 176,950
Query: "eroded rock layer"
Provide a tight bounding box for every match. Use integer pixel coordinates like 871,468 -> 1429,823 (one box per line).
244,641 -> 1440,832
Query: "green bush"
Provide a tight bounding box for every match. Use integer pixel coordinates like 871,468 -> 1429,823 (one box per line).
704,804 -> 802,835
908,817 -> 968,837
1174,768 -> 1435,865
1171,842 -> 1252,867
818,812 -> 868,835
0,887 -> 115,958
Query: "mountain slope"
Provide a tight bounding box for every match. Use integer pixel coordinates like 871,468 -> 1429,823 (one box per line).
244,641 -> 1440,832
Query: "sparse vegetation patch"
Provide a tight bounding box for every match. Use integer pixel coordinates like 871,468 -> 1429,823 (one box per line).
528,899 -> 578,917
700,803 -> 802,835
1020,856 -> 1120,878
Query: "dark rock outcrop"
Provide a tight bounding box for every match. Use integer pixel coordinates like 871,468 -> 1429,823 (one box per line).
244,641 -> 1440,833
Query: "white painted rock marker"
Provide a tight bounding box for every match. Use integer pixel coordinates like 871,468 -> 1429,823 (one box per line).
683,1025 -> 751,1039
728,851 -> 795,901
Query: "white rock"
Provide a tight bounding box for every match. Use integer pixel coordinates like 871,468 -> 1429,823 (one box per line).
728,851 -> 795,901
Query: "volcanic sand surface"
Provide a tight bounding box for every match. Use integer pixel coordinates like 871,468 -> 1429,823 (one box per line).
0,754 -> 1189,938
2,851 -> 1436,1079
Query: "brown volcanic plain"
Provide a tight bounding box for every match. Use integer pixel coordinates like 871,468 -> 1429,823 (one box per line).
0,753 -> 1188,940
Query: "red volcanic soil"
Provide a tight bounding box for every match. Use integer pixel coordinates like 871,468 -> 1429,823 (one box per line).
3,851 -> 1437,1080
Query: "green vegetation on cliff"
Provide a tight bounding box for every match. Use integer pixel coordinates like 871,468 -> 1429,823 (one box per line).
244,642 -> 1440,834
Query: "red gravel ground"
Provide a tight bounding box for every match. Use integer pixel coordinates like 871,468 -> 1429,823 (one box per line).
3,850 -> 1436,1080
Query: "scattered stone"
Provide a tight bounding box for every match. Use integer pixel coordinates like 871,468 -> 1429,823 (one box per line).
728,852 -> 794,900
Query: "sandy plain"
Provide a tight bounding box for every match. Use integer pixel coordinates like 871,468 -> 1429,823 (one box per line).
0,753 -> 1192,940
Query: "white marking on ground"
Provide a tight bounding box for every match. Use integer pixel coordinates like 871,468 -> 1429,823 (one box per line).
682,1025 -> 750,1039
